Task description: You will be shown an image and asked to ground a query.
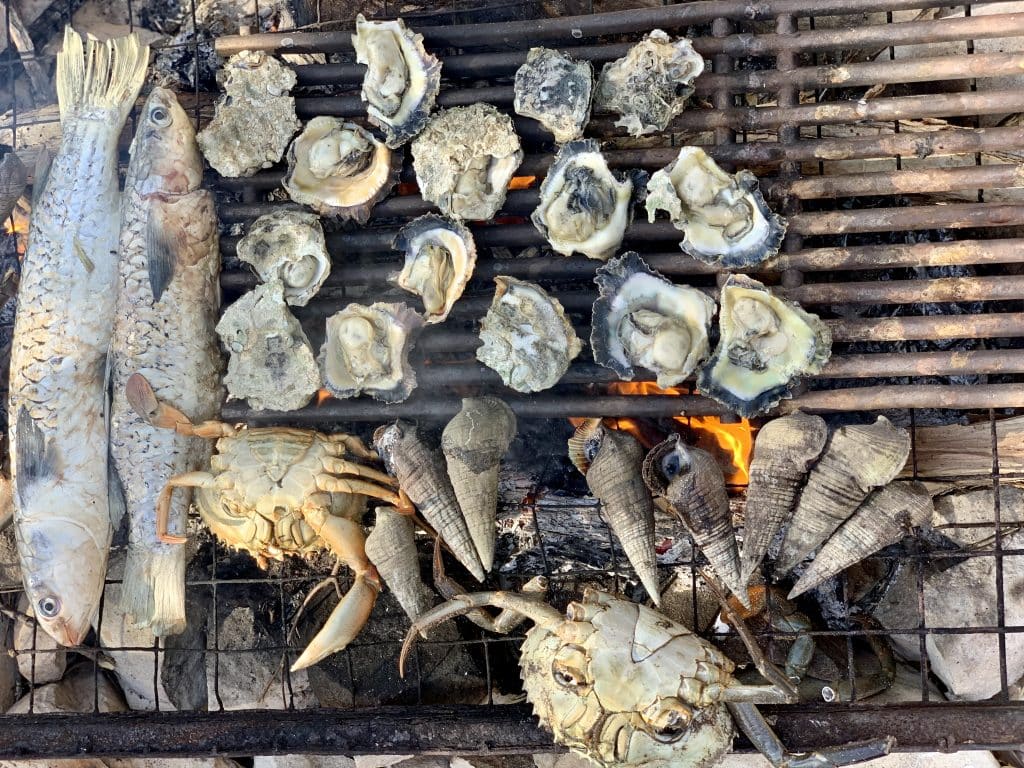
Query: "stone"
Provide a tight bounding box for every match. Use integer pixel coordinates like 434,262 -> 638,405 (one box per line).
7,665 -> 127,714
14,594 -> 66,685
0,528 -> 20,590
716,751 -> 1000,768
932,487 -> 1024,547
533,756 -> 588,768
254,759 -> 355,768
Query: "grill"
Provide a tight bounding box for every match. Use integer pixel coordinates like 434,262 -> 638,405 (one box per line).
2,0 -> 1024,761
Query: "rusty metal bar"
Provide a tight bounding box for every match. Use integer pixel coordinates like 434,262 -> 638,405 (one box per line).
827,312 -> 1024,342
778,163 -> 1024,200
784,383 -> 1024,412
791,202 -> 1024,235
768,238 -> 1024,272
780,275 -> 1024,305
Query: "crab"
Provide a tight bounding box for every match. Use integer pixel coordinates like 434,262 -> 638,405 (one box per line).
126,373 -> 407,671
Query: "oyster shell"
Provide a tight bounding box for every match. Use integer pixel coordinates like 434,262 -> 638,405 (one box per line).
696,275 -> 831,417
352,14 -> 441,148
283,117 -> 401,222
646,147 -> 786,269
365,506 -> 433,624
319,301 -> 423,403
392,214 -> 477,324
531,139 -> 638,261
412,103 -> 524,221
236,209 -> 331,307
591,252 -> 715,388
513,47 -> 593,143
594,30 -> 704,137
198,50 -> 300,177
217,279 -> 321,411
476,276 -> 582,393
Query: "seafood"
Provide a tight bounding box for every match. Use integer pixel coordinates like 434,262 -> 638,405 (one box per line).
392,214 -> 476,324
8,28 -> 148,646
643,437 -> 746,604
513,47 -> 593,143
590,252 -> 715,388
126,374 -> 402,671
197,50 -> 300,177
594,30 -> 705,136
353,14 -> 441,148
319,301 -> 423,403
365,505 -> 433,624
777,416 -> 912,575
412,103 -> 523,220
283,117 -> 401,222
789,481 -> 933,599
739,412 -> 828,585
476,276 -> 582,393
531,139 -> 637,261
109,88 -> 223,636
442,396 -> 517,573
696,275 -> 831,418
0,151 -> 27,224
569,420 -> 661,605
374,420 -> 485,582
645,147 -> 786,269
217,280 -> 322,412
236,209 -> 331,307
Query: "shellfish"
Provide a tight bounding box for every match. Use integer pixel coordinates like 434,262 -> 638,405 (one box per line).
513,47 -> 593,143
392,214 -> 477,324
365,505 -> 433,624
236,210 -> 331,307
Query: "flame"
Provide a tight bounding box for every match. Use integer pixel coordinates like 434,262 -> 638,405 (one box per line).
4,206 -> 29,257
508,175 -> 537,190
315,388 -> 332,406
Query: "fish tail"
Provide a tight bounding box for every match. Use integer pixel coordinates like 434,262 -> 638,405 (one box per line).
121,542 -> 187,637
57,27 -> 149,124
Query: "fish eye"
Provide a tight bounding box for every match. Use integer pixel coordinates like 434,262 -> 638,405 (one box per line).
37,596 -> 61,618
642,697 -> 693,743
150,106 -> 171,126
551,644 -> 590,689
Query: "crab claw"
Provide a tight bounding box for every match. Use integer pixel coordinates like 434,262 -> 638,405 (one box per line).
127,373 -> 236,439
291,573 -> 380,672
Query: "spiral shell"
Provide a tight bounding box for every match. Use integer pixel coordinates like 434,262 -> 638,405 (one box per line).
365,506 -> 433,623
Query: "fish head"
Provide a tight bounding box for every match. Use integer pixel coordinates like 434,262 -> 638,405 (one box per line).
131,86 -> 203,196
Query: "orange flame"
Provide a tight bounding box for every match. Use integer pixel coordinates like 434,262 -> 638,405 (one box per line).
4,208 -> 29,257
508,175 -> 537,190
315,388 -> 332,406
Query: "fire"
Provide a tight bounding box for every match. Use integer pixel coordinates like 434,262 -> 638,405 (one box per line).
4,206 -> 29,257
315,388 -> 332,406
508,175 -> 537,190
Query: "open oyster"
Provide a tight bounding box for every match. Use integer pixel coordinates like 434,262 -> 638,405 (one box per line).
696,275 -> 831,417
352,15 -> 441,148
392,214 -> 476,324
531,139 -> 638,261
591,252 -> 715,388
236,210 -> 331,307
646,147 -> 786,269
412,103 -> 524,221
283,117 -> 400,222
198,50 -> 300,177
594,30 -> 704,137
319,301 -> 424,403
476,276 -> 581,393
513,47 -> 593,143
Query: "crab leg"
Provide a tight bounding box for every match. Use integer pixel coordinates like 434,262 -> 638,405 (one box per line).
127,373 -> 237,439
325,434 -> 379,461
316,475 -> 402,506
156,471 -> 218,544
320,457 -> 399,488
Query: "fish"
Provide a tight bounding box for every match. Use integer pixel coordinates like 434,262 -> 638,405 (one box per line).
109,88 -> 223,636
7,27 -> 149,646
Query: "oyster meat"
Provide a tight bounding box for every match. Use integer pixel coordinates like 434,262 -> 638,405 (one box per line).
283,117 -> 401,222
392,214 -> 476,324
198,50 -> 300,177
594,30 -> 705,137
646,147 -> 786,269
319,301 -> 423,403
531,139 -> 638,261
513,47 -> 593,143
591,252 -> 715,387
236,210 -> 331,306
476,276 -> 582,393
217,279 -> 321,411
696,275 -> 831,417
412,103 -> 524,221
352,14 -> 441,148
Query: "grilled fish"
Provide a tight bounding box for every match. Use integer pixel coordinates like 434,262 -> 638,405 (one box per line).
7,28 -> 149,646
110,88 -> 222,636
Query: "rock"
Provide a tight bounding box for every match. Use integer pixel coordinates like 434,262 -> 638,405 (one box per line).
716,751 -> 1000,768
0,528 -> 20,590
452,758 -> 534,768
14,594 -> 66,684
0,614 -> 18,711
932,487 -> 1024,546
533,756 -> 588,768
7,664 -> 127,714
869,663 -> 943,704
351,760 -> 447,768
162,584 -> 211,711
254,759 -> 355,768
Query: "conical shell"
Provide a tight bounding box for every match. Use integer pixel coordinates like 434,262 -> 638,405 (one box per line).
740,412 -> 828,585
776,416 -> 911,575
0,152 -> 26,224
373,421 -> 485,581
569,422 -> 661,604
441,396 -> 517,573
365,506 -> 434,623
643,437 -> 745,603
789,481 -> 933,598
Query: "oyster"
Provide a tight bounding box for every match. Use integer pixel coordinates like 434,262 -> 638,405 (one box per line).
476,276 -> 582,393
531,139 -> 638,261
236,210 -> 331,306
412,103 -> 524,221
365,506 -> 433,624
352,14 -> 441,148
513,47 -> 593,143
594,30 -> 705,137
217,279 -> 321,411
591,252 -> 715,388
283,117 -> 401,222
696,275 -> 831,417
646,147 -> 786,269
392,214 -> 476,324
319,301 -> 423,403
198,50 -> 300,177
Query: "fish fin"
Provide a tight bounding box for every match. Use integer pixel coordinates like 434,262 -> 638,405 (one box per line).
147,210 -> 176,302
31,148 -> 52,207
122,541 -> 187,636
56,26 -> 149,125
15,407 -> 57,506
